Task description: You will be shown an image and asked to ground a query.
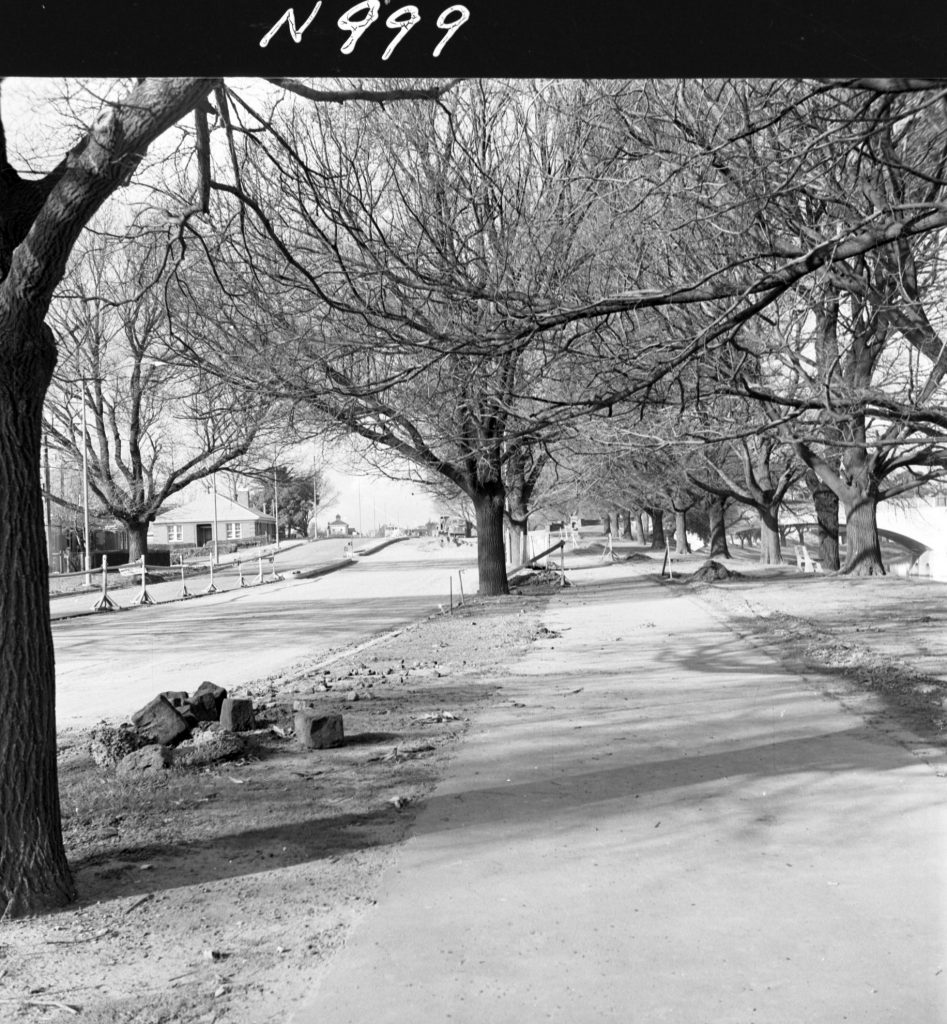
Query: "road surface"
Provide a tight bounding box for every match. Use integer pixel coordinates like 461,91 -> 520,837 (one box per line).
53,538 -> 477,731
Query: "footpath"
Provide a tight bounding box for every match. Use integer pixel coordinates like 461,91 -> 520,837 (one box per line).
294,564 -> 947,1024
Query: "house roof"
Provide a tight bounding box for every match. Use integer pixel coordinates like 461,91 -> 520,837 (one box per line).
154,493 -> 276,525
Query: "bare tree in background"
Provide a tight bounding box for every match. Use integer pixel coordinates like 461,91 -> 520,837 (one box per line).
44,233 -> 275,560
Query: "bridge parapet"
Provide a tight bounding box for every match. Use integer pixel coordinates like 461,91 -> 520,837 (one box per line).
875,501 -> 947,580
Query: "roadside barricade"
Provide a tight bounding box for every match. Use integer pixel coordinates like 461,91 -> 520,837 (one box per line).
92,556 -> 119,612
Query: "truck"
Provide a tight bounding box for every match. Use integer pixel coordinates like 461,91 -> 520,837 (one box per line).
437,515 -> 472,545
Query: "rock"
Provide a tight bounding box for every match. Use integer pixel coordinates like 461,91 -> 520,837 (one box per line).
188,681 -> 228,722
173,731 -> 246,768
89,723 -> 146,768
159,690 -> 190,710
219,697 -> 255,732
131,696 -> 191,746
253,705 -> 281,725
294,711 -> 344,749
116,744 -> 172,776
345,690 -> 359,702
193,720 -> 223,735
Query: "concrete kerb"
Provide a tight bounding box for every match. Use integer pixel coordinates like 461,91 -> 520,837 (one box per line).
293,558 -> 358,582
353,536 -> 408,556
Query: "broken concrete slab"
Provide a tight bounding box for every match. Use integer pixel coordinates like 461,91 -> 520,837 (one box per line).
189,681 -> 227,722
294,711 -> 344,749
173,730 -> 246,768
159,690 -> 190,710
116,744 -> 172,776
219,697 -> 254,732
131,695 -> 191,746
89,723 -> 145,768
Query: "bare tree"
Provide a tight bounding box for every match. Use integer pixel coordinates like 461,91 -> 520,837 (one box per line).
0,75 -> 457,919
174,80 -> 634,595
44,233 -> 275,560
0,76 -> 217,919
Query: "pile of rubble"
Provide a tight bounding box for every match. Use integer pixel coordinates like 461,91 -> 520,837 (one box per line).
89,680 -> 345,776
687,559 -> 744,584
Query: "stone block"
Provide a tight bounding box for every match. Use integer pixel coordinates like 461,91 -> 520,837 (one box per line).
131,695 -> 191,746
188,681 -> 228,722
219,697 -> 255,732
295,711 -> 344,749
116,744 -> 172,776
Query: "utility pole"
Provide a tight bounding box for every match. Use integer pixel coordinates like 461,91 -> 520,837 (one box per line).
274,468 -> 280,549
212,474 -> 219,565
80,393 -> 92,587
312,463 -> 319,539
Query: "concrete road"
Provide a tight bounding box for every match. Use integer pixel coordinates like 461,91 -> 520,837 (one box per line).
53,539 -> 476,731
49,537 -> 368,618
295,565 -> 947,1024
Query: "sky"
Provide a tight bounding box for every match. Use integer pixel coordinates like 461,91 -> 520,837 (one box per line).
322,468 -> 440,533
1,79 -> 446,537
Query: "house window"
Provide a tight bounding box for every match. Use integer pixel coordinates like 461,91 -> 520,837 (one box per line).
226,522 -> 242,539
168,524 -> 183,542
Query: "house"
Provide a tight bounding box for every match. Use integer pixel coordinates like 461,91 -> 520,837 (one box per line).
151,492 -> 276,548
327,514 -> 353,537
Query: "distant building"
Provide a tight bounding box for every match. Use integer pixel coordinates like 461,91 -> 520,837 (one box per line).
151,492 -> 276,547
328,514 -> 353,537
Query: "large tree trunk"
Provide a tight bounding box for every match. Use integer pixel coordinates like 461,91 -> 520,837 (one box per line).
805,470 -> 840,570
635,510 -> 647,544
0,77 -> 215,920
0,324 -> 76,918
126,520 -> 150,564
673,511 -> 690,555
707,496 -> 731,559
646,507 -> 665,551
508,516 -> 528,568
842,492 -> 885,575
621,510 -> 632,540
758,506 -> 783,565
473,488 -> 509,596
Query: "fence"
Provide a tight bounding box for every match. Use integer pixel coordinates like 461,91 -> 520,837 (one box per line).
49,551 -> 286,616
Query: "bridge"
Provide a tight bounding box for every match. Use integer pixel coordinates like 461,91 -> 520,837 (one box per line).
875,500 -> 947,580
735,497 -> 947,580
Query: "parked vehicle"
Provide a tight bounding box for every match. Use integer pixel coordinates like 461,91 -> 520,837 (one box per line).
437,516 -> 472,545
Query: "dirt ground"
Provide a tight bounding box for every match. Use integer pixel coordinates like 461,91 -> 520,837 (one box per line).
678,555 -> 947,747
3,551 -> 946,1022
1,590 -> 549,1023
